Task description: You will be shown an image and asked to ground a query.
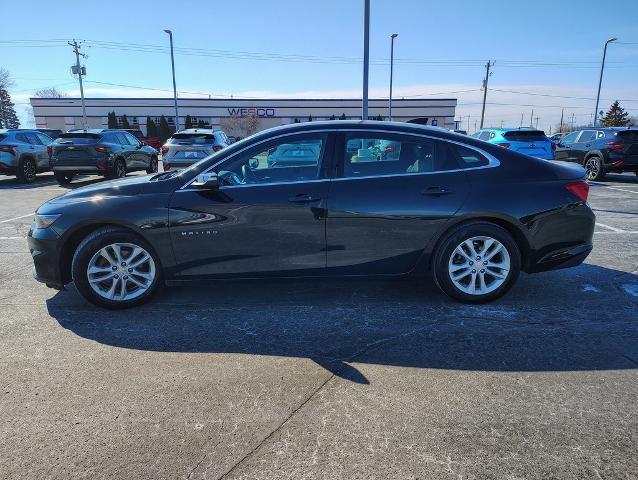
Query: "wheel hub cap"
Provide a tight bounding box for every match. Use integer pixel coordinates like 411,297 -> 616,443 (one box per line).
448,236 -> 510,295
87,243 -> 155,301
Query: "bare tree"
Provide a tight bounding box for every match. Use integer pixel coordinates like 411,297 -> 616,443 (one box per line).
219,112 -> 260,139
33,87 -> 68,98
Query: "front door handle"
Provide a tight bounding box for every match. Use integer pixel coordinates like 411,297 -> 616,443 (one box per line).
288,194 -> 321,203
422,186 -> 452,196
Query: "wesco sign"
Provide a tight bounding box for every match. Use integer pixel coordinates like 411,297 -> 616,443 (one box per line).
227,108 -> 276,117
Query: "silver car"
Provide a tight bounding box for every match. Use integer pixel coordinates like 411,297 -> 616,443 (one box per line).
0,129 -> 54,183
161,129 -> 229,170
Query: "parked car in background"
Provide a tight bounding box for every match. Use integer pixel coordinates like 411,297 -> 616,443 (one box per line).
0,129 -> 54,183
472,128 -> 555,160
123,128 -> 161,150
49,129 -> 159,185
29,120 -> 594,309
554,127 -> 638,181
549,132 -> 566,143
36,128 -> 64,139
161,128 -> 229,170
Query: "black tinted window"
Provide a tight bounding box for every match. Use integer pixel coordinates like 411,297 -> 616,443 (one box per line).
171,133 -> 215,144
342,134 -> 459,178
617,130 -> 638,142
55,133 -> 100,144
447,143 -> 489,168
503,130 -> 548,142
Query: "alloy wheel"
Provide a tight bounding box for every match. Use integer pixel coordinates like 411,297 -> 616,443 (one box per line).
585,157 -> 600,180
87,243 -> 156,301
448,236 -> 511,295
23,159 -> 36,182
115,160 -> 126,178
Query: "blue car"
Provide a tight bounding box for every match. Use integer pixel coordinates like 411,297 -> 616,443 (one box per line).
472,128 -> 555,160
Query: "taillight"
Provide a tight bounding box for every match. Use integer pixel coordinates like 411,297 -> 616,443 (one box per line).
0,145 -> 16,155
163,163 -> 171,171
551,142 -> 557,151
605,141 -> 625,152
565,181 -> 589,202
212,145 -> 223,152
161,145 -> 169,155
496,143 -> 510,149
95,145 -> 109,155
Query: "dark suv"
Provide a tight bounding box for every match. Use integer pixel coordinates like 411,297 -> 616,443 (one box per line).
555,127 -> 638,181
49,129 -> 159,185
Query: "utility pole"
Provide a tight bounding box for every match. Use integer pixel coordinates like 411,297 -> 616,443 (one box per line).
559,108 -> 564,132
68,40 -> 88,129
594,37 -> 617,126
362,0 -> 370,120
474,119 -> 477,133
466,115 -> 470,132
164,29 -> 180,132
534,116 -> 540,129
530,109 -> 534,127
388,33 -> 398,121
479,60 -> 493,129
520,113 -> 524,128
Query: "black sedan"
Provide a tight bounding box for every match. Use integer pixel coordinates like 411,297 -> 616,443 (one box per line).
49,129 -> 159,184
28,121 -> 595,308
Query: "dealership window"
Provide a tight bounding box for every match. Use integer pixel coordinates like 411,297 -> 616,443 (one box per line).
342,134 -> 461,178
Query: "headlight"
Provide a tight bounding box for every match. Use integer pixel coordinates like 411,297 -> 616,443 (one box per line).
33,214 -> 61,229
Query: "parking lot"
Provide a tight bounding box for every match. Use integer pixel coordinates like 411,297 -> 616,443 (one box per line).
1,171 -> 637,479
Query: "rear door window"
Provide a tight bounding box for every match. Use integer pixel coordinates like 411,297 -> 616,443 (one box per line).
560,132 -> 579,144
36,133 -> 53,145
577,130 -> 597,143
113,133 -> 130,145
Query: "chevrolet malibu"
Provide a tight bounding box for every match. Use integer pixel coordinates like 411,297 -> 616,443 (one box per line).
28,121 -> 595,309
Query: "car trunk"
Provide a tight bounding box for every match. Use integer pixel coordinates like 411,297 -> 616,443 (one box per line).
503,130 -> 552,157
169,134 -> 215,161
53,133 -> 100,165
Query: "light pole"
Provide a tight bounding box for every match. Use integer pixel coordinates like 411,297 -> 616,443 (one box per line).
388,33 -> 398,121
164,29 -> 180,132
362,0 -> 370,120
594,37 -> 617,126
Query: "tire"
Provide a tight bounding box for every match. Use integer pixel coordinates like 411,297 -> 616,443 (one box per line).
584,155 -> 605,181
71,227 -> 163,309
16,157 -> 37,183
432,222 -> 521,303
146,156 -> 158,174
54,172 -> 74,185
109,158 -> 126,179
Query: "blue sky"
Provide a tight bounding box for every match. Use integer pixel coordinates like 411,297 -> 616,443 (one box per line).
2,0 -> 638,132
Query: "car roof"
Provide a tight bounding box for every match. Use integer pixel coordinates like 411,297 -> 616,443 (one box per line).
0,128 -> 43,133
175,128 -> 223,134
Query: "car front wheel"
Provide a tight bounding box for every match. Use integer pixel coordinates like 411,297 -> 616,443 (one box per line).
72,227 -> 162,309
433,222 -> 521,303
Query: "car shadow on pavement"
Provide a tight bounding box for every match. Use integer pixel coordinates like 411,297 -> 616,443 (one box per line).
46,264 -> 638,384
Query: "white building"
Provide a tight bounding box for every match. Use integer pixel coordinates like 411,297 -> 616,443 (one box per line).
30,97 -> 457,134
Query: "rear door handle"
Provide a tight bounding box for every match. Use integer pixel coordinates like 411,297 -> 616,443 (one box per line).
422,186 -> 452,196
288,194 -> 321,203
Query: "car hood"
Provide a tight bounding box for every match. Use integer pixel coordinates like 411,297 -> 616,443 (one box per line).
48,175 -> 155,205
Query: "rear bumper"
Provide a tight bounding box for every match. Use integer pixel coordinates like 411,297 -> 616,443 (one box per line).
27,226 -> 64,289
528,243 -> 592,273
53,165 -> 105,174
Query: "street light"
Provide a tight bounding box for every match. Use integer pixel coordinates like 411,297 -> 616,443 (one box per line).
593,37 -> 617,126
164,29 -> 180,132
388,33 -> 398,121
362,0 -> 370,120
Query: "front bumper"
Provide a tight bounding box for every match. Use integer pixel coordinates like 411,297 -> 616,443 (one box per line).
28,225 -> 64,289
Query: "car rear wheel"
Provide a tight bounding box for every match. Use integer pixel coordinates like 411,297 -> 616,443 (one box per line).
110,158 -> 126,179
54,172 -> 74,185
584,156 -> 605,181
17,157 -> 37,183
146,156 -> 158,174
433,222 -> 521,303
72,227 -> 162,309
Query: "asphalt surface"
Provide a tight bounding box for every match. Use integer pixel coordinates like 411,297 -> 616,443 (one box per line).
0,170 -> 637,480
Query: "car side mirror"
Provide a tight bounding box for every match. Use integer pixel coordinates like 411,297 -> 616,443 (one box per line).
192,172 -> 219,189
248,157 -> 259,169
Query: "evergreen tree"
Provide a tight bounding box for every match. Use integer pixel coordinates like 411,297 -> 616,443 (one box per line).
184,114 -> 193,129
601,100 -> 631,127
120,114 -> 131,129
0,69 -> 19,128
329,114 -> 336,120
339,113 -> 347,120
158,115 -> 171,143
308,115 -> 313,122
107,111 -> 118,128
293,118 -> 300,123
197,119 -> 206,128
146,116 -> 157,137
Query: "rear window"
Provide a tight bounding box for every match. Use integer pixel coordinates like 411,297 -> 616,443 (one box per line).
503,130 -> 548,142
616,130 -> 638,142
55,133 -> 101,144
170,133 -> 215,145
